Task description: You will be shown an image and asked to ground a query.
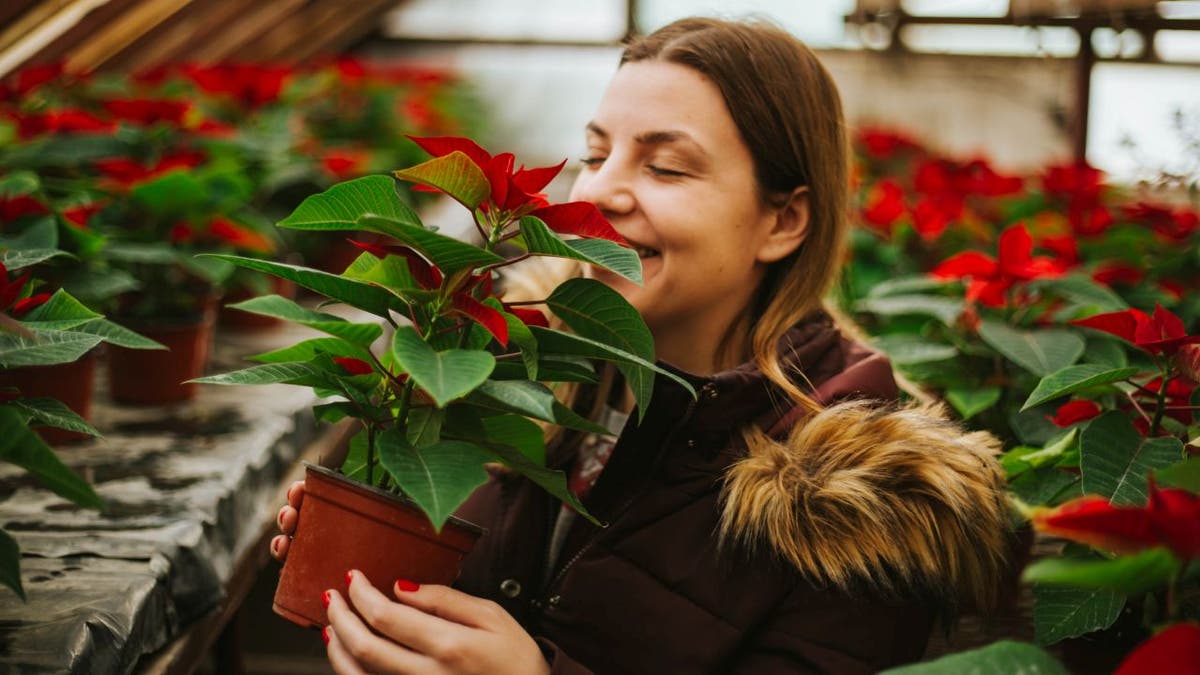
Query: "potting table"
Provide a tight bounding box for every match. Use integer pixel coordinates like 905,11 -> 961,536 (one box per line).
0,323 -> 355,675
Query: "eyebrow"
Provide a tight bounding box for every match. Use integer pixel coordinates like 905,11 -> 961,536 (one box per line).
585,122 -> 708,157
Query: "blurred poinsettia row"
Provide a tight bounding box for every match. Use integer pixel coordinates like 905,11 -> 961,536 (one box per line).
849,129 -> 1200,674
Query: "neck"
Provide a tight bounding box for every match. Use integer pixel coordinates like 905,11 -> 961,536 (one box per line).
652,308 -> 752,376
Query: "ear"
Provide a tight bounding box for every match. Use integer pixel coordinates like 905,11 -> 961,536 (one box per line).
755,186 -> 810,264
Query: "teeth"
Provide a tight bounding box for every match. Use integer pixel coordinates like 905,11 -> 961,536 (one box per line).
636,247 -> 659,259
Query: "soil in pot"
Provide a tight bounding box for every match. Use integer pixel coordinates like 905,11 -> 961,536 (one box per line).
273,463 -> 484,628
107,306 -> 216,405
0,351 -> 97,444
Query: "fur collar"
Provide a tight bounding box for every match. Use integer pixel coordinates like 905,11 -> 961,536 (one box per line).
719,399 -> 1009,611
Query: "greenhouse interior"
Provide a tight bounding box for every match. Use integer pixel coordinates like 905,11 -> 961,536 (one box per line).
1,0 -> 1199,673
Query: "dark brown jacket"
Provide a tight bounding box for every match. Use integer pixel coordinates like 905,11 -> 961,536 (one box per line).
454,313 -> 1009,674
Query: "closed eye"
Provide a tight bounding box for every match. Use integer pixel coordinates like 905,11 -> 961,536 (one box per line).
579,156 -> 605,167
648,165 -> 687,177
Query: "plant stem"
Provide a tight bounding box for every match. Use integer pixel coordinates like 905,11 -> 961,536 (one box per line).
1150,367 -> 1170,437
366,424 -> 376,486
1123,389 -> 1154,427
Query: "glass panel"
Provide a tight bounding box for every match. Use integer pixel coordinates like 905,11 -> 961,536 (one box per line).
901,24 -> 1079,55
901,0 -> 1008,16
382,0 -> 627,42
1088,62 -> 1200,181
636,0 -> 858,48
1157,30 -> 1200,61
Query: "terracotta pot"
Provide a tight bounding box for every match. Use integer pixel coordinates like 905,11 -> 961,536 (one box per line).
273,463 -> 484,628
0,352 -> 96,444
219,277 -> 297,332
107,308 -> 216,405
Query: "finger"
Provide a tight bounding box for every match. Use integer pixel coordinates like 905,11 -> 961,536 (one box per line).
277,505 -> 299,536
346,570 -> 466,656
269,535 -> 290,562
390,579 -> 511,631
286,480 -> 305,508
324,625 -> 369,675
327,589 -> 429,674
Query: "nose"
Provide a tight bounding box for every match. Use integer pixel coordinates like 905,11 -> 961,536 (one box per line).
570,160 -> 635,219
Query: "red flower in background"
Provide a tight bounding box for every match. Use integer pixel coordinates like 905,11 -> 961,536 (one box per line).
1092,262 -> 1144,288
855,126 -> 924,160
1179,344 -> 1200,383
1115,623 -> 1200,675
0,63 -> 64,100
182,64 -> 291,109
102,98 -> 190,126
11,109 -> 116,139
909,193 -> 961,241
333,357 -> 374,376
206,218 -> 275,254
408,136 -> 627,245
0,195 -> 49,223
1122,202 -> 1200,242
94,150 -> 206,188
930,223 -> 1066,307
1072,305 -> 1200,356
61,202 -> 107,229
1031,479 -> 1200,559
1050,400 -> 1102,427
321,148 -> 370,181
861,178 -> 905,232
0,262 -> 49,317
1042,162 -> 1105,202
169,222 -> 194,244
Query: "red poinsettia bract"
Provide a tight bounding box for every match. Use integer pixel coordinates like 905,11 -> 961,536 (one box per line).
1031,480 -> 1200,560
1049,399 -> 1102,427
1072,304 -> 1200,357
407,136 -> 627,245
182,64 -> 291,109
1115,623 -> 1200,675
333,357 -> 374,376
929,222 -> 1066,307
0,262 -> 49,318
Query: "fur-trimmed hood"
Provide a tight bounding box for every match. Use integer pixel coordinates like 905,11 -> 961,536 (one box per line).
720,397 -> 1010,611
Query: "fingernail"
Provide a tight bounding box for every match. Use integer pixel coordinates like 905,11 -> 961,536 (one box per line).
395,578 -> 420,593
321,626 -> 330,645
345,570 -> 354,587
270,538 -> 279,554
322,590 -> 331,609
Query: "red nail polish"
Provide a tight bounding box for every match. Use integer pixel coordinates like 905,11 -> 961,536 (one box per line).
322,590 -> 331,609
345,570 -> 354,587
321,626 -> 330,645
395,578 -> 420,592
270,538 -> 279,554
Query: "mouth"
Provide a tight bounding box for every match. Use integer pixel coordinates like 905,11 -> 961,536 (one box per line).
635,246 -> 660,260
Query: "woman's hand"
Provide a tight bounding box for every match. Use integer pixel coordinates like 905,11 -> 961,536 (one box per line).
269,480 -> 304,562
323,570 -> 550,675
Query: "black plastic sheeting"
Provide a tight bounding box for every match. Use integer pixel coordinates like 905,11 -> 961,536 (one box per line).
0,330 -> 322,674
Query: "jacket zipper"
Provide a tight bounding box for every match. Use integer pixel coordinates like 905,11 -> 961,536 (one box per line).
538,391 -> 703,605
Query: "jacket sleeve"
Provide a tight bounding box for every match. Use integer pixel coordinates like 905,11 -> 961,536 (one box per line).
727,588 -> 936,674
535,637 -> 596,675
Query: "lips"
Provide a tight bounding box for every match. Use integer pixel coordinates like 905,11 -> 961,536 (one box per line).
635,246 -> 660,259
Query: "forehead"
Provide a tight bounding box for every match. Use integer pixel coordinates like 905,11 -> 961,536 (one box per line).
589,61 -> 740,147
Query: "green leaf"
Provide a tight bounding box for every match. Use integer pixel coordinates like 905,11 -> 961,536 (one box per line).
392,151 -> 490,210
445,413 -> 546,466
491,357 -> 599,383
227,294 -> 382,346
1022,365 -> 1141,411
1033,585 -> 1124,646
945,387 -> 1001,420
1008,469 -> 1079,506
871,335 -> 958,366
854,295 -> 964,325
19,289 -> 101,330
1030,275 -> 1128,313
199,255 -> 399,318
278,175 -> 420,230
406,407 -> 445,448
1156,457 -> 1200,493
13,398 -> 99,436
105,241 -> 178,264
190,361 -> 333,387
1023,548 -> 1181,596
978,320 -> 1085,377
466,380 -> 609,434
390,327 -> 495,407
866,276 -> 957,299
530,326 -> 693,397
0,527 -> 24,600
0,329 -> 102,368
0,248 -> 70,271
1081,411 -> 1185,505
879,640 -> 1068,675
359,215 -> 503,275
249,337 -> 370,364
543,278 -> 660,421
0,405 -> 103,510
0,170 -> 39,197
503,311 -> 539,380
472,437 -> 599,525
313,401 -> 357,424
342,252 -> 424,296
72,319 -> 165,350
517,216 -> 642,284
376,430 -> 490,531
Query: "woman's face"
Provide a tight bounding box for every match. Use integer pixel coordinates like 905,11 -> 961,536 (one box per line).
570,61 -> 787,362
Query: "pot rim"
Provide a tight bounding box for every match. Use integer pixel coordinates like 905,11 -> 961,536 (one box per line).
303,461 -> 487,536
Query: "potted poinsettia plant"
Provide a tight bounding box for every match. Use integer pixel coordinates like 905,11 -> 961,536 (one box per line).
195,136 -> 693,627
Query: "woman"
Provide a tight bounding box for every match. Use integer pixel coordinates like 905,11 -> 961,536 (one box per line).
273,17 -> 1010,674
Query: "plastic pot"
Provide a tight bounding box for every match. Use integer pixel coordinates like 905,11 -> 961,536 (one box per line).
0,351 -> 97,444
107,307 -> 215,405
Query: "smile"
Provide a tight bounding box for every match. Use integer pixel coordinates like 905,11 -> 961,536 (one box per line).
635,246 -> 660,259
